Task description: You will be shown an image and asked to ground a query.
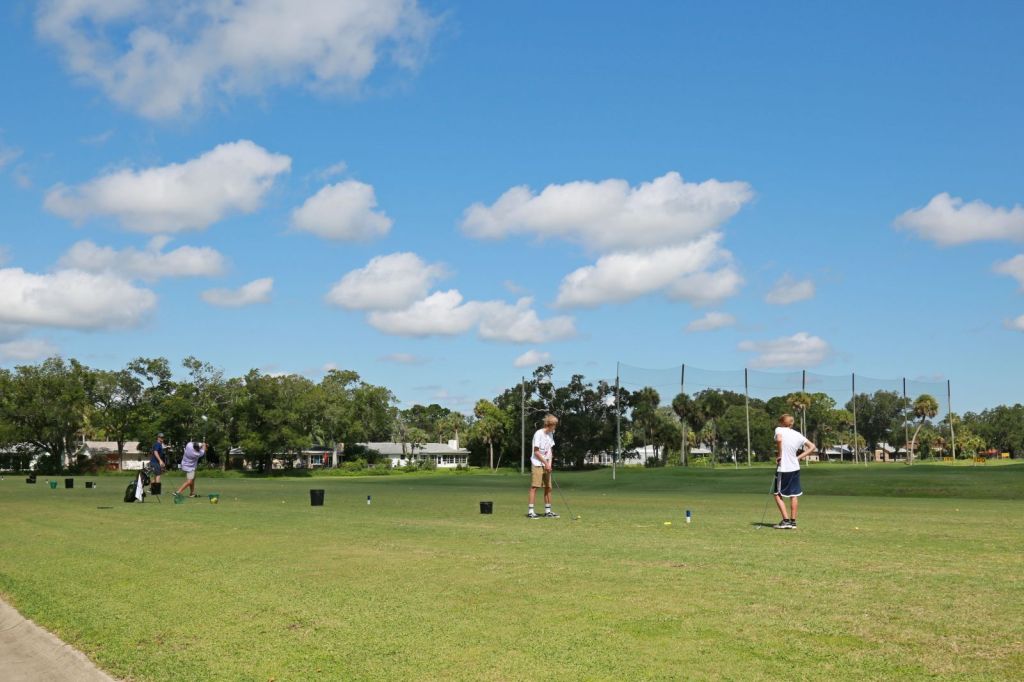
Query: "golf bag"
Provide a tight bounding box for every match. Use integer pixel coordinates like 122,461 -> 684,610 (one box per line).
123,469 -> 151,503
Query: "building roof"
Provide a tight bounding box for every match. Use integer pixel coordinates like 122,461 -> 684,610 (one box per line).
80,441 -> 144,456
362,442 -> 469,456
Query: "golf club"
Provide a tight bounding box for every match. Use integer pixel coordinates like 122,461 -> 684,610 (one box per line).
552,474 -> 578,520
201,414 -> 208,444
757,471 -> 779,528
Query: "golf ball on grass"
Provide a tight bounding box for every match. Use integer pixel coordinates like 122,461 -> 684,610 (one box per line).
664,521 -> 672,526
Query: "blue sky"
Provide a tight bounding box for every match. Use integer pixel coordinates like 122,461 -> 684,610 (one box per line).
1,1 -> 1021,413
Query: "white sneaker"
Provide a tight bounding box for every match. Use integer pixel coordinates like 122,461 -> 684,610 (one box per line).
526,512 -> 540,519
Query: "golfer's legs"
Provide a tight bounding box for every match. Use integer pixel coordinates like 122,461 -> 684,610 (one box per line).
528,487 -> 537,505
774,494 -> 788,519
789,495 -> 799,520
544,486 -> 552,505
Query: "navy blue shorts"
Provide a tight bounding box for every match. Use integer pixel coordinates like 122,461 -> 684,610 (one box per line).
773,470 -> 802,497
149,459 -> 162,475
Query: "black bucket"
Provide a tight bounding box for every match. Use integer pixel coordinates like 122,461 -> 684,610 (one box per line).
85,481 -> 95,489
310,489 -> 325,506
150,481 -> 161,495
480,501 -> 493,514
65,478 -> 74,489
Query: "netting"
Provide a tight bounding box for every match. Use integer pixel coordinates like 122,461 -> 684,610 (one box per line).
617,363 -> 955,466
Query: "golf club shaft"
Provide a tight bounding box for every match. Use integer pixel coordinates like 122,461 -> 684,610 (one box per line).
552,474 -> 574,518
759,471 -> 778,526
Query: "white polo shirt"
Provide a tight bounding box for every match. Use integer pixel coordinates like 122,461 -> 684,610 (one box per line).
532,428 -> 554,467
775,426 -> 809,473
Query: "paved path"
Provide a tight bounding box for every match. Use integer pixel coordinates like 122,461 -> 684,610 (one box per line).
0,598 -> 118,681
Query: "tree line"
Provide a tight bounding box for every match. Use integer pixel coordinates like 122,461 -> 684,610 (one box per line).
1,358 -> 1020,473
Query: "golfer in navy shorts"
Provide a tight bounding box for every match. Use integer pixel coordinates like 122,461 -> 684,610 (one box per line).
773,414 -> 817,529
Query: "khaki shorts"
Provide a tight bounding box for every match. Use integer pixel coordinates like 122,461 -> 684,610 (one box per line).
185,470 -> 196,481
531,466 -> 551,489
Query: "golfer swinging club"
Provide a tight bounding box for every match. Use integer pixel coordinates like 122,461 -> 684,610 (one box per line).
527,415 -> 559,519
773,413 -> 816,529
174,441 -> 207,499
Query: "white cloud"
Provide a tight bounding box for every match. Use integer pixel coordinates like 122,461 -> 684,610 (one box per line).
37,0 -> 439,119
994,255 -> 1024,290
367,291 -> 576,343
0,142 -> 20,169
0,338 -> 60,362
0,268 -> 156,329
326,252 -> 447,311
665,266 -> 744,306
462,171 -> 753,252
368,290 -> 479,336
44,140 -> 291,233
59,237 -> 226,281
895,193 -> 1024,246
765,274 -> 815,305
555,234 -> 739,308
291,180 -> 392,241
201,278 -> 273,307
1006,315 -> 1024,332
379,353 -> 427,364
12,167 -> 33,189
738,332 -> 830,369
318,161 -> 348,180
81,130 -> 114,146
514,349 -> 551,368
476,298 -> 576,343
686,311 -> 736,333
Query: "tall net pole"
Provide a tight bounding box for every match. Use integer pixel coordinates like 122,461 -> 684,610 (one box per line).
520,377 -> 525,475
744,368 -> 752,467
614,363 -> 621,481
948,379 -> 957,463
801,369 -> 807,436
851,373 -> 861,466
903,378 -> 911,465
680,364 -> 688,467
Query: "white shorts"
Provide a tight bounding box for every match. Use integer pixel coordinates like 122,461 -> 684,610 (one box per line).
185,470 -> 196,481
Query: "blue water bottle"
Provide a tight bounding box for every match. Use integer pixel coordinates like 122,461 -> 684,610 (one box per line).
367,495 -> 372,505
685,509 -> 692,524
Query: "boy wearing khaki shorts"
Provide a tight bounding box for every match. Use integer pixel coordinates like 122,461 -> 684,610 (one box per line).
527,415 -> 559,519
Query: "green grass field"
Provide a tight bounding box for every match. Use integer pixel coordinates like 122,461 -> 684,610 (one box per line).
2,464 -> 1021,681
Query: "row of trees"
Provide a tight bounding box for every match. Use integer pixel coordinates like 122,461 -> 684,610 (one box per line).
1,358 -> 1020,474
0,357 -> 398,473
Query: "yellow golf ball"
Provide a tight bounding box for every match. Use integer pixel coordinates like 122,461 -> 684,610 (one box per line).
664,521 -> 672,526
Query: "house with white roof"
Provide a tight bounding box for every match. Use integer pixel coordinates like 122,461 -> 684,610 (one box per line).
362,440 -> 470,469
77,441 -> 146,470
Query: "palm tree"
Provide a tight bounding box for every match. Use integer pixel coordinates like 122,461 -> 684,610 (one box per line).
787,392 -> 813,436
695,391 -> 727,468
908,394 -> 939,465
671,393 -> 704,467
